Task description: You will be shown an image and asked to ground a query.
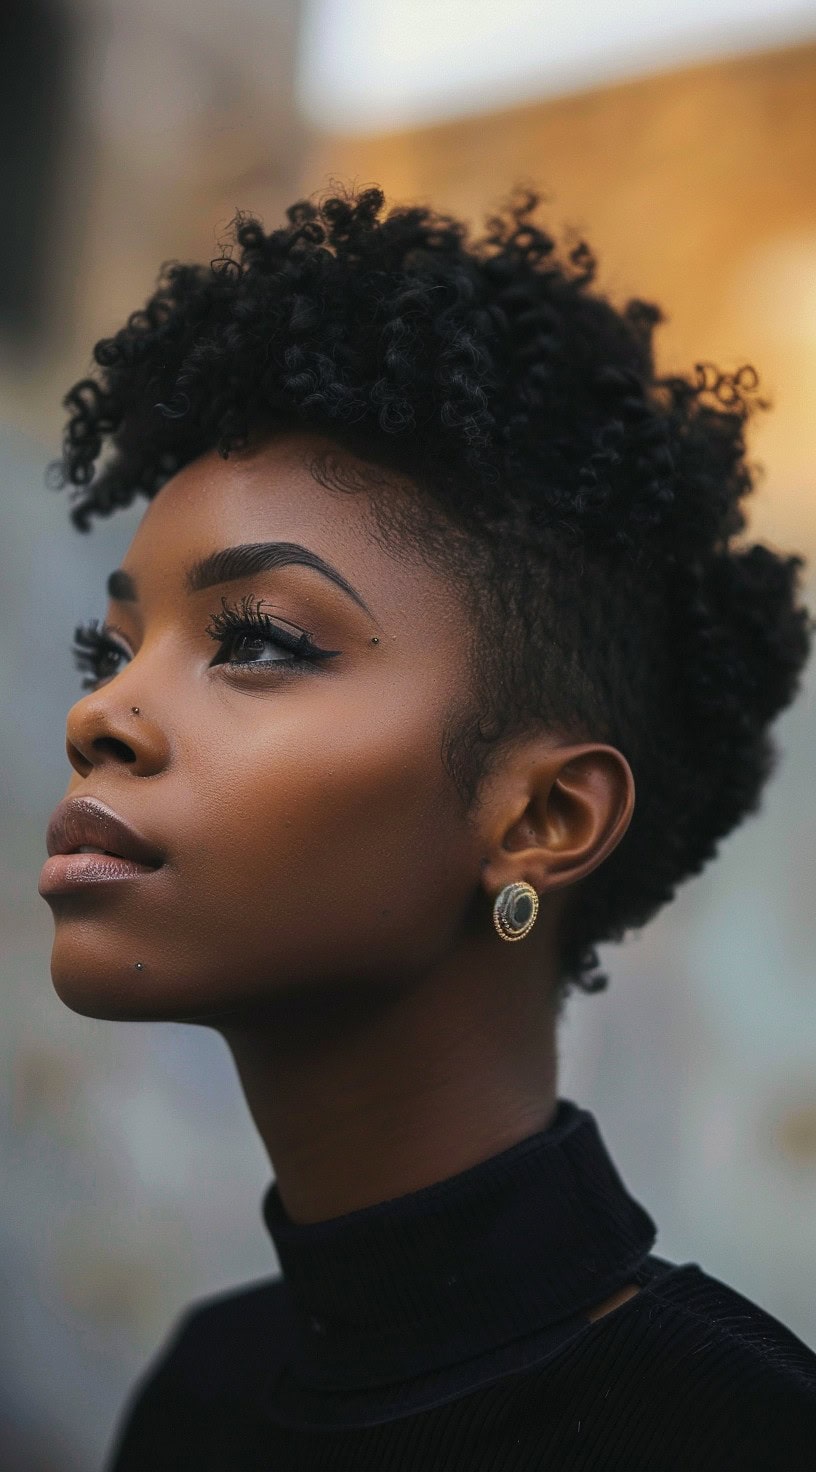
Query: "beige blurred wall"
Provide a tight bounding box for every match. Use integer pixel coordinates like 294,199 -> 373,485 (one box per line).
305,39 -> 816,556
0,0 -> 307,443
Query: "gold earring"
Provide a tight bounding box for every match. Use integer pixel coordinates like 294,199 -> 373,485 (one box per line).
492,881 -> 539,942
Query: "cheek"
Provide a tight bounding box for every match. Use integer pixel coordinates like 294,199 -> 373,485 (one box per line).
178,682 -> 474,985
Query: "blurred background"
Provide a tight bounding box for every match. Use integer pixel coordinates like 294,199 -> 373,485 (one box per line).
2,0 -> 816,1466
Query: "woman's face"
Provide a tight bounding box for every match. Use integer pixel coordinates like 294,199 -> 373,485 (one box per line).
43,432 -> 489,1025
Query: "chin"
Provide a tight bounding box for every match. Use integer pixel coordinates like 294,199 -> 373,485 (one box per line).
47,929 -> 166,1022
46,926 -> 245,1026
50,972 -> 146,1021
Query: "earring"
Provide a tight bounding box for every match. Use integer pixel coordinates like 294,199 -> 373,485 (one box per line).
493,881 -> 539,942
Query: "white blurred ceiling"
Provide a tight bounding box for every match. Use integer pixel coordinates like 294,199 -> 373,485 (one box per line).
298,0 -> 816,130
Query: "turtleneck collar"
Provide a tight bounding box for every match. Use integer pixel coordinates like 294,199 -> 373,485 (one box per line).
261,1097 -> 657,1416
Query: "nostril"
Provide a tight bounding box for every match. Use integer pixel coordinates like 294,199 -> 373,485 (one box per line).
92,736 -> 137,762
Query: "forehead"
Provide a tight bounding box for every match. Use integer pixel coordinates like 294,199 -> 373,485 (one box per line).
122,431 -> 469,637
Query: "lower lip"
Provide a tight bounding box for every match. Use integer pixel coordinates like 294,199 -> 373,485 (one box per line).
38,853 -> 162,896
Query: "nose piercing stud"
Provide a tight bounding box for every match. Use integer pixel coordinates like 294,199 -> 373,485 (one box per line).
134,962 -> 144,971
131,706 -> 140,714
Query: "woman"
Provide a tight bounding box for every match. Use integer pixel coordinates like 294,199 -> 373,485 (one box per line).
39,186 -> 816,1468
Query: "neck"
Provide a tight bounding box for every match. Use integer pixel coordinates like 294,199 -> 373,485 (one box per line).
218,939 -> 560,1223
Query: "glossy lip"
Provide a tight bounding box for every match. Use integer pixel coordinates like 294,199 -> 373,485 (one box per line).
45,795 -> 165,867
38,850 -> 163,896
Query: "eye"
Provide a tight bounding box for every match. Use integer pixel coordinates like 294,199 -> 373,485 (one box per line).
209,624 -> 315,668
204,594 -> 341,672
71,620 -> 130,689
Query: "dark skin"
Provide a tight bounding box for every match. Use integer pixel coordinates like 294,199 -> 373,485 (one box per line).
44,431 -> 639,1319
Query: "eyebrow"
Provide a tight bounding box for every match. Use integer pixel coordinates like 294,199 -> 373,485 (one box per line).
106,542 -> 372,616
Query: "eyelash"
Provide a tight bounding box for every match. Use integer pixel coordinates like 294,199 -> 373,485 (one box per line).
70,593 -> 339,690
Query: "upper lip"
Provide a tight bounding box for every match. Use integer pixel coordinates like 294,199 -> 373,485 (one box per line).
46,796 -> 165,868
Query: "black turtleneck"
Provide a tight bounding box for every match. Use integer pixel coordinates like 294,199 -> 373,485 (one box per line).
106,1098 -> 816,1469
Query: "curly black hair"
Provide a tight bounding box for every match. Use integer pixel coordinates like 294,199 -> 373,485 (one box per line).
53,184 -> 814,1013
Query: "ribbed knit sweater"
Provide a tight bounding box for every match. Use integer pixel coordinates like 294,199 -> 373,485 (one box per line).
106,1098 -> 816,1470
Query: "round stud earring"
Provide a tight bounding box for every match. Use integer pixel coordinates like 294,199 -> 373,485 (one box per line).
492,881 -> 539,942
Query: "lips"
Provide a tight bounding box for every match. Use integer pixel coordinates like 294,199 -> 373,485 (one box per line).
46,796 -> 165,869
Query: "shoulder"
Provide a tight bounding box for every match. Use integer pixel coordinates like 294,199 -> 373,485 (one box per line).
568,1258 -> 816,1465
145,1274 -> 293,1400
639,1258 -> 816,1384
105,1277 -> 291,1470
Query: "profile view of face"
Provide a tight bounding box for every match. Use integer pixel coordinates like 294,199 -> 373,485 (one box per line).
43,432 -> 486,1030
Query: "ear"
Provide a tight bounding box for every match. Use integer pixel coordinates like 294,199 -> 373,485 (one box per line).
477,741 -> 635,902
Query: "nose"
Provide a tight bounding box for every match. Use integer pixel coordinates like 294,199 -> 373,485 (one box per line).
65,695 -> 169,779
